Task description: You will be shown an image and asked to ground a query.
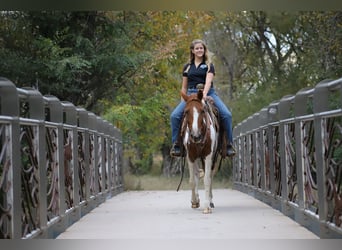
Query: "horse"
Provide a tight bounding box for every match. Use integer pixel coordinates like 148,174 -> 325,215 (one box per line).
180,89 -> 219,214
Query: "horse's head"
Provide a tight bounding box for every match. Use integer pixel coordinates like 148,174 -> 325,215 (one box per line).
181,90 -> 207,143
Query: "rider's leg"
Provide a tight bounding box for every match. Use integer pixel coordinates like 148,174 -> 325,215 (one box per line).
170,100 -> 186,156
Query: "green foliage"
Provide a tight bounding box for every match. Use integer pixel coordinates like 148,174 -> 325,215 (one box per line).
207,11 -> 341,127
104,91 -> 169,174
1,10 -> 340,175
0,11 -> 153,112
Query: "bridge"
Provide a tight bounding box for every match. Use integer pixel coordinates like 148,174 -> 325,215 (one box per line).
0,77 -> 341,239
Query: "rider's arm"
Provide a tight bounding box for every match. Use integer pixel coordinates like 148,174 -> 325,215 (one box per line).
181,76 -> 188,100
203,72 -> 213,99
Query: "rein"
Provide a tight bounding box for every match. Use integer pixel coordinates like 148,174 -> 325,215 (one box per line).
176,156 -> 186,192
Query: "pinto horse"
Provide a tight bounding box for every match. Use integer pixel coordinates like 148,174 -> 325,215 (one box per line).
180,90 -> 219,214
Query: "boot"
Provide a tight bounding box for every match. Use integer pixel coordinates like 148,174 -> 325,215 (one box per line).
170,143 -> 181,157
227,144 -> 236,157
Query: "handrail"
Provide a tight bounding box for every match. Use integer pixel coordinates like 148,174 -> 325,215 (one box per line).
232,77 -> 342,238
0,78 -> 124,239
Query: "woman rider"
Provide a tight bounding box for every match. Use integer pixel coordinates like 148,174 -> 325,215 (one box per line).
170,39 -> 236,157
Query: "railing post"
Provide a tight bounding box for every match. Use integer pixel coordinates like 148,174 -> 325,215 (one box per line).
313,80 -> 330,238
293,87 -> 311,229
240,120 -> 247,185
19,87 -> 47,238
245,117 -> 253,186
96,117 -> 106,199
88,112 -> 100,203
278,94 -> 294,217
104,121 -> 113,195
267,101 -> 279,197
61,101 -> 81,224
0,78 -> 21,239
76,107 -> 90,211
44,95 -> 66,237
258,107 -> 268,191
250,113 -> 258,188
114,126 -> 123,190
232,122 -> 240,183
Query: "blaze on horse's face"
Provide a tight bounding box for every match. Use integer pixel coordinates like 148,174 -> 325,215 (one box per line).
181,90 -> 206,143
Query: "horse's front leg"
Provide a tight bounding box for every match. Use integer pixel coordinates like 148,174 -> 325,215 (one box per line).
188,160 -> 200,208
209,169 -> 215,208
203,155 -> 213,214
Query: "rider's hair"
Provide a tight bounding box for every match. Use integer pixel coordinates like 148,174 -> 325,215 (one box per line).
188,39 -> 211,73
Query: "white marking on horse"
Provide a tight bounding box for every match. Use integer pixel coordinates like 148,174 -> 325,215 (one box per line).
192,106 -> 200,138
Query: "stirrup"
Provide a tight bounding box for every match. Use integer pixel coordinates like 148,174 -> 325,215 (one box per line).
170,144 -> 181,157
227,145 -> 236,157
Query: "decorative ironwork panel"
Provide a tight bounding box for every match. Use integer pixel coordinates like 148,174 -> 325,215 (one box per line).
63,129 -> 74,209
89,133 -> 96,196
285,122 -> 298,203
263,129 -> 270,191
20,125 -> 40,237
0,124 -> 11,238
45,127 -> 59,221
256,131 -> 262,188
77,131 -> 86,202
243,136 -> 248,184
302,119 -> 318,213
115,141 -> 120,187
104,138 -> 108,191
249,134 -> 254,186
324,116 -> 342,227
110,140 -> 115,188
272,126 -> 281,196
97,136 -> 103,192
233,138 -> 242,183
117,142 -> 123,187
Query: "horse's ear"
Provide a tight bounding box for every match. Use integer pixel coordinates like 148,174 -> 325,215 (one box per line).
181,91 -> 188,101
197,90 -> 203,100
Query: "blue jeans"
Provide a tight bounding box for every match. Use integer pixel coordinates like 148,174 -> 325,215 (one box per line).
170,88 -> 233,146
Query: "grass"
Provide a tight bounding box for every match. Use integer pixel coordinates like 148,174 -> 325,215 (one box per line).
123,173 -> 233,191
123,153 -> 234,191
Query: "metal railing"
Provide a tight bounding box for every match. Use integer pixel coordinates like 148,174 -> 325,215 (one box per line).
0,78 -> 124,239
233,77 -> 342,238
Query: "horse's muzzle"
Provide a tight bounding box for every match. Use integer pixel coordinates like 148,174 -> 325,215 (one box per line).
190,134 -> 203,143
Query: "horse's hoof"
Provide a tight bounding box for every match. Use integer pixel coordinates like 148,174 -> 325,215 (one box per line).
210,202 -> 215,208
191,202 -> 200,208
203,207 -> 212,214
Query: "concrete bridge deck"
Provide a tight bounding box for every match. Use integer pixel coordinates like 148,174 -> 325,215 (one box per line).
57,189 -> 318,239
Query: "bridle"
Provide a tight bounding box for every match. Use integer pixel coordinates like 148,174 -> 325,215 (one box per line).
182,98 -> 211,147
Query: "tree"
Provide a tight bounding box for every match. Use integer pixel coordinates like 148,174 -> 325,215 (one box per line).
103,11 -> 215,175
0,11 -> 152,112
206,11 -> 341,125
